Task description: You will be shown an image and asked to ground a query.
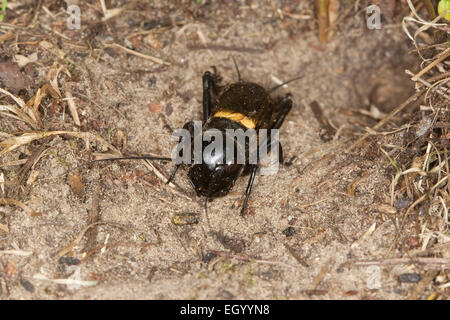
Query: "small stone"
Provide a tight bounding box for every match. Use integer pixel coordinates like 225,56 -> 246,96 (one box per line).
20,278 -> 35,293
148,101 -> 163,113
282,226 -> 296,237
399,273 -> 421,283
58,256 -> 81,266
171,212 -> 199,226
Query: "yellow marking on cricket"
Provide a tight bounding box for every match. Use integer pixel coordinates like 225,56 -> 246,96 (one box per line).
213,110 -> 256,129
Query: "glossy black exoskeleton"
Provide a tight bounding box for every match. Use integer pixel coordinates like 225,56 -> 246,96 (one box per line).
171,68 -> 293,215
94,65 -> 296,215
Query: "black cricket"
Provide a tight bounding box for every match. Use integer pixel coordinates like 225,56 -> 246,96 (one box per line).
93,64 -> 297,215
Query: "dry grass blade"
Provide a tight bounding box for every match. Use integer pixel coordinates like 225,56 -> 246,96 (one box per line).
0,171 -> 4,194
64,86 -> 80,126
0,104 -> 37,128
0,131 -> 120,157
16,137 -> 53,186
107,43 -> 170,65
141,160 -> 194,201
0,198 -> 40,216
411,47 -> 450,81
33,273 -> 98,287
354,257 -> 450,266
308,262 -> 329,290
406,69 -> 450,101
64,83 -> 81,126
82,183 -> 101,253
0,249 -> 33,256
388,175 -> 449,255
0,88 -> 25,107
316,0 -> 329,43
348,89 -> 425,151
56,221 -> 133,258
0,85 -> 56,129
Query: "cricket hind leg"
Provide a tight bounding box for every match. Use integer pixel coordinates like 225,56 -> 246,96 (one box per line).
240,96 -> 292,214
264,94 -> 292,165
271,94 -> 293,130
202,67 -> 222,122
241,164 -> 257,216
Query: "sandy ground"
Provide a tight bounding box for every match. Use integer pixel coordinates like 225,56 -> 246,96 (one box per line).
0,1 -> 448,299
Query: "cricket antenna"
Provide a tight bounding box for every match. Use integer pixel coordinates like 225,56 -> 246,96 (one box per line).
231,55 -> 241,82
89,155 -> 172,164
268,75 -> 303,93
